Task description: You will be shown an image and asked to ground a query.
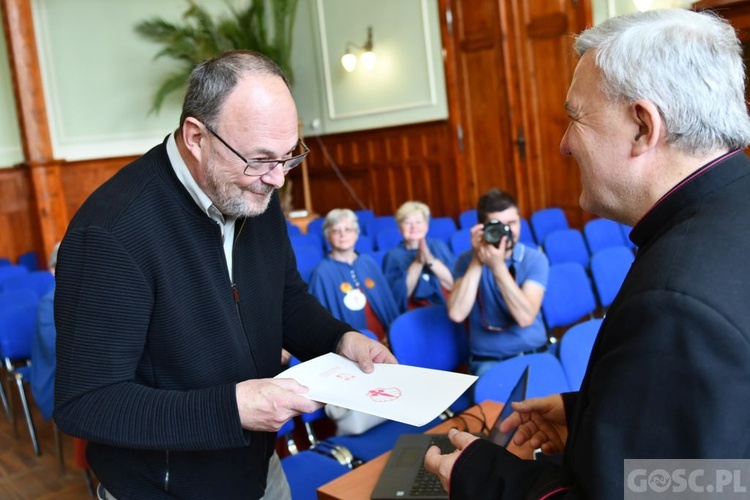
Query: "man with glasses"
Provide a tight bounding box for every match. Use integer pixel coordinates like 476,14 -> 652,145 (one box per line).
446,188 -> 549,378
54,50 -> 395,499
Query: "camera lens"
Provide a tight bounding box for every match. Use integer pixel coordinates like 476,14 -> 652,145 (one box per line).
483,220 -> 511,248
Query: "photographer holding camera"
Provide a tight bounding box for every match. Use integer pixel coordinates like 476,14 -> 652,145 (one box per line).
447,189 -> 549,377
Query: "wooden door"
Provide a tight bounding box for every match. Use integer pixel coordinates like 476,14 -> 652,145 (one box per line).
444,0 -> 591,226
444,0 -> 518,213
506,0 -> 592,228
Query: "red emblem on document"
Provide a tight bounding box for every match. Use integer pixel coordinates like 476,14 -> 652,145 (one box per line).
366,387 -> 402,402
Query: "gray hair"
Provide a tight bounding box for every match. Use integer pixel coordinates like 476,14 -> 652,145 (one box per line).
323,209 -> 360,239
574,8 -> 750,154
395,201 -> 431,225
179,50 -> 290,129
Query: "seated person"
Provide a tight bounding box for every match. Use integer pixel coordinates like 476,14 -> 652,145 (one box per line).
383,201 -> 455,312
308,209 -> 399,343
31,242 -> 60,420
447,189 -> 549,377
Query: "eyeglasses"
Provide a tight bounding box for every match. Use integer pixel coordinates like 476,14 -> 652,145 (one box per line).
329,227 -> 358,236
204,123 -> 310,177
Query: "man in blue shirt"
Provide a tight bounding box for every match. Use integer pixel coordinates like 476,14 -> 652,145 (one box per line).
447,189 -> 549,377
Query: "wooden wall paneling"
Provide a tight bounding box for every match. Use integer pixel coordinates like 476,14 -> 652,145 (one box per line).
1,0 -> 68,260
507,0 -> 592,228
297,121 -> 459,221
437,0 -> 470,213
0,167 -> 38,262
450,0 -> 519,213
59,157 -> 134,220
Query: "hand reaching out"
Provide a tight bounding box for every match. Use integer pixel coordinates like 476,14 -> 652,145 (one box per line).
500,394 -> 568,455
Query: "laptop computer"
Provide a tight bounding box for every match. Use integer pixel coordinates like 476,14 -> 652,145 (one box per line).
370,366 -> 530,500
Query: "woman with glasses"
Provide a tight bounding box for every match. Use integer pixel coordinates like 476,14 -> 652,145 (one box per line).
382,201 -> 455,313
308,209 -> 399,343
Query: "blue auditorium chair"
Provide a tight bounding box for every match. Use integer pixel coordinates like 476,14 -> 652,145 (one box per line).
557,318 -> 603,390
589,246 -> 634,309
473,352 -> 570,404
530,207 -> 569,247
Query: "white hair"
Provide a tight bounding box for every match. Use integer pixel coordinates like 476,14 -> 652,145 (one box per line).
323,209 -> 360,239
575,8 -> 750,154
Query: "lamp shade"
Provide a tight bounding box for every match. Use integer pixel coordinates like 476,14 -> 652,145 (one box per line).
341,52 -> 357,72
360,50 -> 377,71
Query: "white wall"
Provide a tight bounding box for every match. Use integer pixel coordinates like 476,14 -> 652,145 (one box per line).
0,0 -> 447,166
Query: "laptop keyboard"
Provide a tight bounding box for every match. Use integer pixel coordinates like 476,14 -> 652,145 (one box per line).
408,435 -> 454,497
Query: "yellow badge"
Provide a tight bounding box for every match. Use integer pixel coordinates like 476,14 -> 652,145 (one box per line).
340,282 -> 353,293
364,278 -> 375,289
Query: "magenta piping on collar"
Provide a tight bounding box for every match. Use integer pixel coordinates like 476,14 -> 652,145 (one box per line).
538,486 -> 570,499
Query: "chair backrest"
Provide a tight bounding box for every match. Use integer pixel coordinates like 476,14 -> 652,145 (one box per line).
0,290 -> 40,311
589,246 -> 634,308
354,209 -> 376,237
0,258 -> 12,267
373,216 -> 398,236
519,218 -> 536,247
543,229 -> 590,267
0,302 -> 39,360
287,221 -> 302,237
427,217 -> 458,245
354,235 -> 373,254
0,270 -> 55,299
450,228 -> 472,256
290,239 -> 325,282
281,450 -> 350,500
305,217 -> 325,238
619,223 -> 637,251
583,218 -> 626,254
558,318 -> 603,390
473,353 -> 570,404
375,227 -> 402,252
17,251 -> 40,272
0,265 -> 29,285
369,250 -> 388,272
291,233 -> 324,255
388,304 -> 469,372
541,263 -> 598,330
530,207 -> 569,246
458,209 -> 478,229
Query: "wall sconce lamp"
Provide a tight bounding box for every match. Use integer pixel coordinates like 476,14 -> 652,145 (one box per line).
341,26 -> 377,73
632,0 -> 652,11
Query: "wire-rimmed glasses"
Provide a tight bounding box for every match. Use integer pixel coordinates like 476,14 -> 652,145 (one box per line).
204,123 -> 309,177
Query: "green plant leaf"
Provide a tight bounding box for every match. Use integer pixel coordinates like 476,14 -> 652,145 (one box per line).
135,0 -> 299,113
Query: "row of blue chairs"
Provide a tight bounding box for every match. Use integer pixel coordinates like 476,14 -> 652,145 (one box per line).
542,246 -> 634,331
474,317 -> 604,406
0,251 -> 41,272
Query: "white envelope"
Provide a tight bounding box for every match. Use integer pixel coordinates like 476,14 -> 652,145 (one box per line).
276,353 -> 477,427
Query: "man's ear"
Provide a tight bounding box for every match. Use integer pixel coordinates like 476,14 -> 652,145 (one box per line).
630,100 -> 662,156
181,117 -> 205,162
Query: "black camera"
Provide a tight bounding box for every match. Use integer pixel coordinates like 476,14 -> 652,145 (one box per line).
483,219 -> 512,248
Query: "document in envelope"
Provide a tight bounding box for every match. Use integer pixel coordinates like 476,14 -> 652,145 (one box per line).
275,353 -> 477,427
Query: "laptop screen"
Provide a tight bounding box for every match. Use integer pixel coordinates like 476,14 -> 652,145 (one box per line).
487,365 -> 529,447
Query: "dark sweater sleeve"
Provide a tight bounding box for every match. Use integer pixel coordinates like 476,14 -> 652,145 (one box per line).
450,440 -> 566,500
54,227 -> 248,450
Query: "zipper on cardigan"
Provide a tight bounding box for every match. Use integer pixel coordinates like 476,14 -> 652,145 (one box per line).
232,284 -> 240,303
164,450 -> 170,491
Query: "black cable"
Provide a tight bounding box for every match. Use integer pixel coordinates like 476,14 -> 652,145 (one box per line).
314,136 -> 368,210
